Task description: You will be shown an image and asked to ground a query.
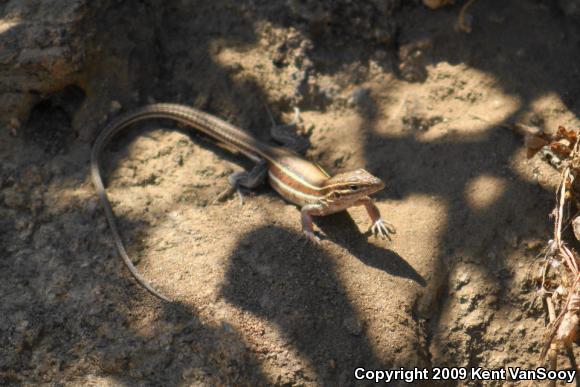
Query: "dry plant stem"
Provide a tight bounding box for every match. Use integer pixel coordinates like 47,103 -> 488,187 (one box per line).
540,143 -> 580,361
546,296 -> 558,387
541,259 -> 552,293
541,276 -> 580,361
554,168 -> 568,248
555,167 -> 579,274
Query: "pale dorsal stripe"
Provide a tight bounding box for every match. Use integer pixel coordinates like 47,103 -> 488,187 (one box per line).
268,171 -> 321,202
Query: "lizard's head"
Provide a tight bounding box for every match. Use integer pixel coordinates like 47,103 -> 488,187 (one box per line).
322,169 -> 385,203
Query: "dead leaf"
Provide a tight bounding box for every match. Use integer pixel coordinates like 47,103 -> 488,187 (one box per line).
557,126 -> 577,143
524,134 -> 549,158
551,142 -> 572,158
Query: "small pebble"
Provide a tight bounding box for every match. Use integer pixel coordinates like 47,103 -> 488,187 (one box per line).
453,271 -> 471,290
343,316 -> 363,336
348,87 -> 370,108
110,100 -> 122,114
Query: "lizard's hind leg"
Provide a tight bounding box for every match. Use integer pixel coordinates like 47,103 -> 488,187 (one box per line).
214,160 -> 268,206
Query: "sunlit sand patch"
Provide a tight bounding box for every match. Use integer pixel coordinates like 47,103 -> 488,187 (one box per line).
465,175 -> 507,211
376,62 -> 521,140
527,91 -> 579,129
0,19 -> 20,34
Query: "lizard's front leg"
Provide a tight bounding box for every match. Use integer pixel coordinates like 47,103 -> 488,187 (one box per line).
356,196 -> 396,240
301,204 -> 325,243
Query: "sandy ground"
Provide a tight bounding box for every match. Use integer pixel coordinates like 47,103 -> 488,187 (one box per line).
2,0 -> 580,385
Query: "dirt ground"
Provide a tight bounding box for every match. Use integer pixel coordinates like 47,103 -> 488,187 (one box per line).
2,0 -> 580,385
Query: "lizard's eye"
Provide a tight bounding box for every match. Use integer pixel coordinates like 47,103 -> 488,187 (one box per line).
349,185 -> 359,191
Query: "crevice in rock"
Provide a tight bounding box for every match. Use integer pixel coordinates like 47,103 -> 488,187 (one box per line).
23,85 -> 86,155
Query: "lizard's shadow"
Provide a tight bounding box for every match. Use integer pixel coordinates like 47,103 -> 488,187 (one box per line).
314,212 -> 426,286
220,226 -> 396,381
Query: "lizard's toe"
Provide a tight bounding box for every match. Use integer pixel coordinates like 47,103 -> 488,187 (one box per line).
303,230 -> 321,244
371,219 -> 395,241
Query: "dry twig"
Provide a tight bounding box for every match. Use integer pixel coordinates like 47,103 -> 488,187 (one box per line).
519,124 -> 580,369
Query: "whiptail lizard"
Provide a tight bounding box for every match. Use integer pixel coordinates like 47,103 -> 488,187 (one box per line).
90,103 -> 395,301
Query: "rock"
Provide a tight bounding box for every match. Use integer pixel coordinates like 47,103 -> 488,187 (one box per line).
0,0 -> 96,126
286,0 -> 399,44
398,39 -> 432,83
343,316 -> 363,336
109,100 -> 122,114
3,187 -> 26,209
453,271 -> 471,291
463,311 -> 486,331
348,87 -> 371,108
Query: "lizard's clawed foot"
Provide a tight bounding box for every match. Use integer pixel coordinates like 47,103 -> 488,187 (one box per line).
303,230 -> 322,244
213,186 -> 233,204
370,219 -> 396,240
213,186 -> 245,207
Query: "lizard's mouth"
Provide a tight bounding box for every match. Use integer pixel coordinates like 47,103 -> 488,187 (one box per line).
368,179 -> 385,194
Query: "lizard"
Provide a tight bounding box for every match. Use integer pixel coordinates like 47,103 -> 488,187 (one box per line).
90,103 -> 396,301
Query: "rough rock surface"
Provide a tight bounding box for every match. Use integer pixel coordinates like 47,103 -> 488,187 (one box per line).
0,0 -> 96,128
286,0 -> 400,44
